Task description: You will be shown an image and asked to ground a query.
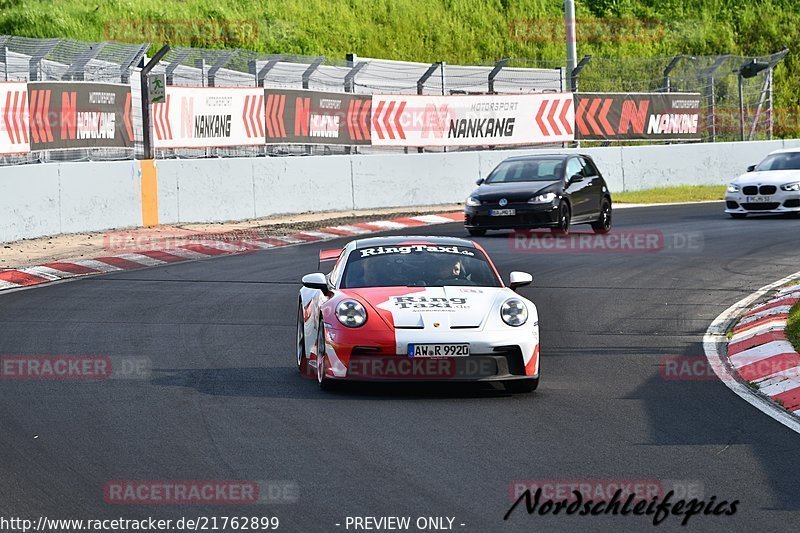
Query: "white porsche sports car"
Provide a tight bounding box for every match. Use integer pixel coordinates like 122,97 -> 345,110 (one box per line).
725,148 -> 800,218
296,236 -> 540,393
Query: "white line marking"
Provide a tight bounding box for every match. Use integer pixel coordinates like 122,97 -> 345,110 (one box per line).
364,220 -> 408,229
329,225 -> 372,234
703,269 -> 800,435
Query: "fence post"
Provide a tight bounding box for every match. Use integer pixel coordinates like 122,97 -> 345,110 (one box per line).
140,45 -> 171,160
207,49 -> 237,88
571,55 -> 591,93
661,54 -> 690,92
164,49 -> 189,85
302,57 -> 324,89
416,62 -> 442,153
64,41 -> 105,81
700,55 -> 730,142
120,44 -> 149,84
488,58 -> 509,94
28,39 -> 61,81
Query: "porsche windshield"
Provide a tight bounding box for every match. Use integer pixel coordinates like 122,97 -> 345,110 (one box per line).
341,245 -> 501,288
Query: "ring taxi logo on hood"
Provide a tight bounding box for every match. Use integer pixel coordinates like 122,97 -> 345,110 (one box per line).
359,245 -> 475,257
392,296 -> 469,309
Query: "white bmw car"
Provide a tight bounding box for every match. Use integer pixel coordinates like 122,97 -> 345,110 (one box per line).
725,148 -> 800,218
296,236 -> 540,393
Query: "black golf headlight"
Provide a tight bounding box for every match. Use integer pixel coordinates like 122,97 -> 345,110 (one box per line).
501,299 -> 528,327
336,300 -> 367,327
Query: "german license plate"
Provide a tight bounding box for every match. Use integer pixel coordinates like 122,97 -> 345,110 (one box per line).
490,209 -> 515,216
408,344 -> 470,357
746,195 -> 771,203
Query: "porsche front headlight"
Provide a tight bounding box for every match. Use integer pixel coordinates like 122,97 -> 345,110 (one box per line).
501,299 -> 528,327
336,300 -> 367,328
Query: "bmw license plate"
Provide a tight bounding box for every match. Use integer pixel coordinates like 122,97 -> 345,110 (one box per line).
490,209 -> 515,216
408,344 -> 470,357
746,195 -> 771,203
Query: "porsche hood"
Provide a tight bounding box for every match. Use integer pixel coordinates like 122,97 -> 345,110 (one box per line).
345,286 -> 512,329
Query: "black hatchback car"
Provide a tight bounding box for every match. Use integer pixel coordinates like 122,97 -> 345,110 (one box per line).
464,154 -> 612,236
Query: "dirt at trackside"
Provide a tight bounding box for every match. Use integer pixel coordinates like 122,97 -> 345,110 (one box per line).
0,204 -> 462,269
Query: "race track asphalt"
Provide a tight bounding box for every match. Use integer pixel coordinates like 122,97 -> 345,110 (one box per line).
1,202 -> 800,532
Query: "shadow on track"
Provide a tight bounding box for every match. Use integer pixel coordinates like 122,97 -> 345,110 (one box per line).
149,366 -> 533,400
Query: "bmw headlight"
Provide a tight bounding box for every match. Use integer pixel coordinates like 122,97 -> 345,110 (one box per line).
501,299 -> 528,327
727,184 -> 739,193
781,182 -> 800,192
528,192 -> 557,204
336,300 -> 367,328
466,196 -> 481,207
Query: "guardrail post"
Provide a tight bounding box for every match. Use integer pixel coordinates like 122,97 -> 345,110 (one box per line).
195,58 -> 206,87
140,45 -> 171,160
249,58 -> 279,87
344,60 -> 366,93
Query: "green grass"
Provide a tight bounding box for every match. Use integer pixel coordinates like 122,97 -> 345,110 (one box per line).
787,300 -> 800,354
613,185 -> 726,204
0,0 -> 799,132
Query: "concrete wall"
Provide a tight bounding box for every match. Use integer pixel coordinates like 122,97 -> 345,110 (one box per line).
2,139 -> 800,242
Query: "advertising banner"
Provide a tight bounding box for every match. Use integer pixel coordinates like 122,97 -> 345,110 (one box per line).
0,82 -> 30,154
152,86 -> 265,149
575,92 -> 702,141
369,93 -> 575,147
27,82 -> 134,150
264,89 -> 372,146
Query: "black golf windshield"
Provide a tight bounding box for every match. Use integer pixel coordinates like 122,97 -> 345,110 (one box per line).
756,152 -> 800,171
485,158 -> 565,183
341,245 -> 501,288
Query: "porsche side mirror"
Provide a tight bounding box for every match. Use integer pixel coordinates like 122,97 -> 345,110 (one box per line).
476,178 -> 485,186
746,165 -> 756,172
509,271 -> 533,290
302,273 -> 330,294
